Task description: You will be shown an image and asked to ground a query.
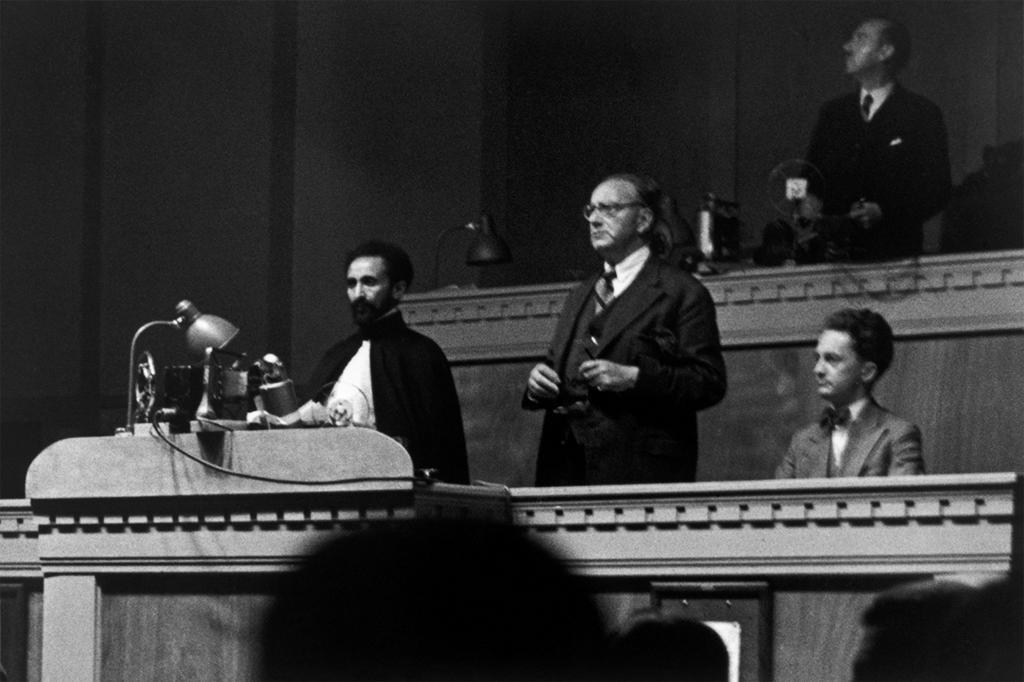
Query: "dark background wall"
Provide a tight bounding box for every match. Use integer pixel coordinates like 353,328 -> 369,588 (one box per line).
2,0 -> 1021,495
492,0 -> 1023,285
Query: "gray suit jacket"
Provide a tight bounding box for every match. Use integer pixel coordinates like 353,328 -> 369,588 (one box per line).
775,400 -> 924,478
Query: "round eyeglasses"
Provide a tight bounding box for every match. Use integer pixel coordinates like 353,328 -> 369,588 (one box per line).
582,202 -> 646,219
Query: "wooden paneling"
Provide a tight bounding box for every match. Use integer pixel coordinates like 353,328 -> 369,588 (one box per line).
2,584 -> 45,682
409,251 -> 1024,485
450,332 -> 1024,485
100,590 -> 271,681
773,589 -> 880,682
1,584 -> 29,681
891,335 -> 1024,474
26,589 -> 42,682
451,361 -> 543,487
697,346 -> 812,482
699,333 -> 1024,482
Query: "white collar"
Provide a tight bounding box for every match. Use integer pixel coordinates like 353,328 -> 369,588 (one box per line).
860,82 -> 894,118
604,245 -> 650,297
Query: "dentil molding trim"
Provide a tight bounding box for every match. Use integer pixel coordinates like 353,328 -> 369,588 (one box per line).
403,250 -> 1024,361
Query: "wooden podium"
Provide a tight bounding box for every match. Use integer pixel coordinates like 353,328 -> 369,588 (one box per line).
6,428 -> 1020,681
21,428 -> 506,682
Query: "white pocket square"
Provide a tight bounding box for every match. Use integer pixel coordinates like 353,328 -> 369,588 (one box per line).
890,137 -> 903,146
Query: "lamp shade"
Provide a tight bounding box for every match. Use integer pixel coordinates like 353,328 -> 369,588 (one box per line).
465,215 -> 512,265
174,300 -> 239,356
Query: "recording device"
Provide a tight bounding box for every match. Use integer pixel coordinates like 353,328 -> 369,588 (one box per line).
156,348 -> 286,431
134,336 -> 299,431
160,364 -> 204,432
756,159 -> 855,265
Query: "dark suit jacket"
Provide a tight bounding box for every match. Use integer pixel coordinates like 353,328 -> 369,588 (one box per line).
806,83 -> 951,259
305,311 -> 469,484
774,399 -> 924,478
525,256 -> 727,485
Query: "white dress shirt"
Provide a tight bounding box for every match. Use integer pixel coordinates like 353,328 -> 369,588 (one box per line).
860,82 -> 894,121
832,396 -> 870,467
326,340 -> 375,427
604,245 -> 651,299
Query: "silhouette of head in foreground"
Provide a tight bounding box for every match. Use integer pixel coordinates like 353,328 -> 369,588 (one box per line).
853,575 -> 1023,681
605,607 -> 729,681
260,517 -> 606,681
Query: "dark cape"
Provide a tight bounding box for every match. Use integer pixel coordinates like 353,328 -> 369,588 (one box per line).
305,311 -> 469,484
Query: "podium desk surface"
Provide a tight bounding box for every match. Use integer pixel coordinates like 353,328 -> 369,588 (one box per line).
25,427 -> 416,500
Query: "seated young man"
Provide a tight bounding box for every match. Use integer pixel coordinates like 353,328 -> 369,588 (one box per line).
775,308 -> 924,478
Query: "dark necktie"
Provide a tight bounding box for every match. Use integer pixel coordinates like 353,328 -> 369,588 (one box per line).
861,94 -> 873,121
821,406 -> 852,430
594,268 -> 616,313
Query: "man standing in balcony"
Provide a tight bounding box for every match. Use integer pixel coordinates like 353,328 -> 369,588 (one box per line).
775,308 -> 924,478
523,173 -> 727,486
799,17 -> 951,261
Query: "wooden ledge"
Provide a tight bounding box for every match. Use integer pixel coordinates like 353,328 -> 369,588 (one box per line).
403,250 -> 1024,360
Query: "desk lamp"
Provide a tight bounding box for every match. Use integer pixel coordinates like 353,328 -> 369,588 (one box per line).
432,214 -> 512,288
120,300 -> 238,434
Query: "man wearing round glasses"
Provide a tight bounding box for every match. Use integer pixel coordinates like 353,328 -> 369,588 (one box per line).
524,173 -> 727,486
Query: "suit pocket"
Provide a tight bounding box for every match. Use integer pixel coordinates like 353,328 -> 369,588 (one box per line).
635,325 -> 683,362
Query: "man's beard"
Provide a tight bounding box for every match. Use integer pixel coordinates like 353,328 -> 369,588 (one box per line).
350,297 -> 394,328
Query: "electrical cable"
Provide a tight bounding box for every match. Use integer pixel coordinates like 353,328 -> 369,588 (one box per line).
147,416 -> 422,487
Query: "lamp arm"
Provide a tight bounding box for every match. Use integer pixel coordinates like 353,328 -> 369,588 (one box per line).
432,223 -> 475,289
122,319 -> 179,435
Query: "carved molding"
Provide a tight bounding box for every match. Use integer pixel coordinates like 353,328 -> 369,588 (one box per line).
0,500 -> 39,578
27,484 -> 511,574
30,494 -> 421,574
14,473 -> 1017,578
511,477 -> 1015,528
403,250 -> 1024,361
509,474 -> 1020,577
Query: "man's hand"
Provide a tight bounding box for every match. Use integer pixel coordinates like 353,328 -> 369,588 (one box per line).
579,359 -> 639,393
527,363 -> 561,402
849,200 -> 882,228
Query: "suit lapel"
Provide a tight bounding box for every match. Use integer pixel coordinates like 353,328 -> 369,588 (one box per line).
870,83 -> 903,126
839,401 -> 885,476
551,274 -> 601,371
805,427 -> 831,478
593,259 -> 665,356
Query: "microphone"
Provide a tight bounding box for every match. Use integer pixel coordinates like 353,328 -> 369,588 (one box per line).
255,353 -> 298,416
